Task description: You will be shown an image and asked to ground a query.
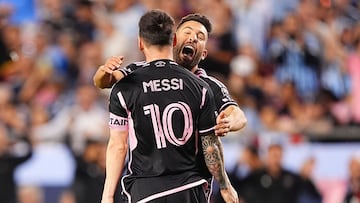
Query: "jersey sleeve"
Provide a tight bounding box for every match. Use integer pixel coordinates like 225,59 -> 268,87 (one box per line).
108,87 -> 129,131
207,77 -> 238,112
198,86 -> 217,136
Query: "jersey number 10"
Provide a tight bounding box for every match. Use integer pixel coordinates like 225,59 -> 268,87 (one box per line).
143,102 -> 194,149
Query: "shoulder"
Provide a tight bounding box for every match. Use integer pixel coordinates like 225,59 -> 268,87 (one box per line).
200,74 -> 230,98
126,61 -> 148,69
196,68 -> 227,89
172,64 -> 206,82
111,72 -> 138,93
125,61 -> 148,72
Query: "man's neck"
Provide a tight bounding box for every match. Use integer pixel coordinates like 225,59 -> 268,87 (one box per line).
144,45 -> 174,62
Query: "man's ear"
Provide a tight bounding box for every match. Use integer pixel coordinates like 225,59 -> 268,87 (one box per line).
173,34 -> 177,47
138,36 -> 144,51
201,48 -> 208,60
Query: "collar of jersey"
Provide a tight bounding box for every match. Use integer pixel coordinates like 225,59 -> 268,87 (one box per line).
147,59 -> 178,67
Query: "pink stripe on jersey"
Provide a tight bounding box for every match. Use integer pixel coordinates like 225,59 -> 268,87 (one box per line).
200,87 -> 207,109
137,179 -> 207,203
121,113 -> 137,203
117,92 -> 128,110
206,178 -> 214,203
199,126 -> 215,135
109,113 -> 128,130
127,112 -> 138,152
121,174 -> 132,202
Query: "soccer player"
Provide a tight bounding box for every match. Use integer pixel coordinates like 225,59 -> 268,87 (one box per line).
101,9 -> 238,203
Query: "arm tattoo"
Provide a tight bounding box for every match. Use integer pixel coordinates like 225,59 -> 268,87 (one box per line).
201,134 -> 229,189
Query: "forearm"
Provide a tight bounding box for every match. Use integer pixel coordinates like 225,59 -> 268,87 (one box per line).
93,66 -> 125,89
224,105 -> 247,131
102,137 -> 128,200
93,66 -> 115,89
216,138 -> 225,167
201,134 -> 230,189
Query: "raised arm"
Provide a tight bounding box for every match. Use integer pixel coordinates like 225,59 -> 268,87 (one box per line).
201,134 -> 238,203
93,56 -> 145,89
101,129 -> 128,203
93,56 -> 125,89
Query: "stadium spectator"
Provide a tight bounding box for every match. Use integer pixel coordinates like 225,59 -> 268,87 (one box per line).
343,152 -> 360,203
0,122 -> 32,203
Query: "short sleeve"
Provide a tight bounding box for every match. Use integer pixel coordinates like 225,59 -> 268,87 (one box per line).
207,77 -> 238,113
108,88 -> 129,131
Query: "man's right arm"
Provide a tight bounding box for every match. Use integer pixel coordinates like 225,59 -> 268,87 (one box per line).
201,134 -> 238,203
199,85 -> 238,202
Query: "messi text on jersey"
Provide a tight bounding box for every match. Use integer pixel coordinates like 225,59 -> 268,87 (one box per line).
143,78 -> 184,93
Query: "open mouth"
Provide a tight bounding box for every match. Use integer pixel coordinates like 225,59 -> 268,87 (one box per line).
182,45 -> 195,58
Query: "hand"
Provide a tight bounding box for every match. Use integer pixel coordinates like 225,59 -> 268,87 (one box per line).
93,56 -> 124,88
215,111 -> 231,136
104,56 -> 125,81
103,56 -> 124,73
220,185 -> 239,203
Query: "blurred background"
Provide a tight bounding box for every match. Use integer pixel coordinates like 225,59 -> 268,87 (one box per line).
0,0 -> 359,203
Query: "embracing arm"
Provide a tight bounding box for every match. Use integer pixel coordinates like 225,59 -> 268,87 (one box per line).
93,56 -> 144,89
93,56 -> 125,89
201,134 -> 238,203
215,105 -> 247,136
93,66 -> 122,89
101,129 -> 128,203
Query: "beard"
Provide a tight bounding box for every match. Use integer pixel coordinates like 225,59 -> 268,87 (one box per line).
173,45 -> 202,71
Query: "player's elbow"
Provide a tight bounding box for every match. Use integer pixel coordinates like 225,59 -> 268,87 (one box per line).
108,141 -> 128,154
93,79 -> 106,89
93,80 -> 100,88
93,77 -> 102,88
117,142 -> 128,153
93,73 -> 110,89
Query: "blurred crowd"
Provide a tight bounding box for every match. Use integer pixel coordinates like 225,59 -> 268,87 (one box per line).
0,0 -> 359,203
212,144 -> 323,203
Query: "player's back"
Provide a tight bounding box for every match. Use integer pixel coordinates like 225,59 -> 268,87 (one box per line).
110,59 -> 216,177
109,59 -> 216,202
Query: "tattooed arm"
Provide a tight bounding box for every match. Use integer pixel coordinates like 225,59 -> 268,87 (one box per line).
201,134 -> 238,203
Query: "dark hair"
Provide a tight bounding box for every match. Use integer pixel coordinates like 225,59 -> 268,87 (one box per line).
177,13 -> 212,33
138,9 -> 175,46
